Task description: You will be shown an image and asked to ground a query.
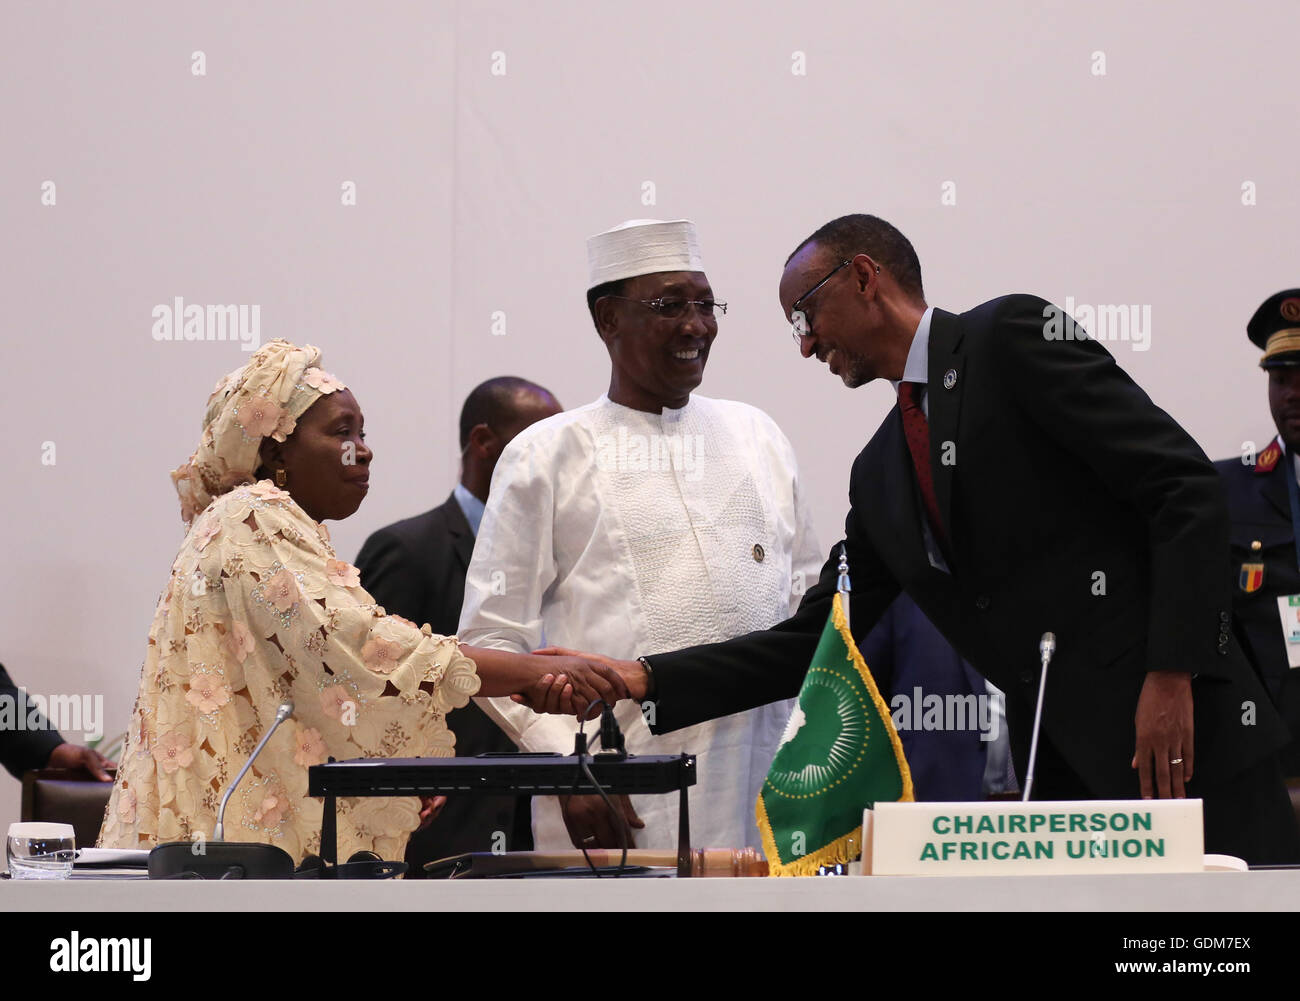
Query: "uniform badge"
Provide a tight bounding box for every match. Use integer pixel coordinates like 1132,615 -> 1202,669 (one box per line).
943,369 -> 958,390
1281,298 -> 1300,323
1256,441 -> 1282,473
1240,563 -> 1266,593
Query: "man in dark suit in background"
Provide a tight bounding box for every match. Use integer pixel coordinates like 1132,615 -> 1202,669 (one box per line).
1216,289 -> 1300,777
572,214 -> 1298,864
355,377 -> 562,873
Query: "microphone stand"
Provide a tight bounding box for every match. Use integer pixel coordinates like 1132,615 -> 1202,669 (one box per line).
147,702 -> 297,879
1021,634 -> 1055,803
215,701 -> 293,840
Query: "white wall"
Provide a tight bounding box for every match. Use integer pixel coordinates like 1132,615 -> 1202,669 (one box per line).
2,0 -> 1297,833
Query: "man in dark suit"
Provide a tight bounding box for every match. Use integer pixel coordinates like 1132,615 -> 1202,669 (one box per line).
1215,289 -> 1300,777
355,376 -> 561,872
569,215 -> 1298,863
0,663 -> 114,781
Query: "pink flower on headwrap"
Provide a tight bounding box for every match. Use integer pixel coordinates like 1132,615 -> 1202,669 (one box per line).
303,368 -> 344,393
270,409 -> 297,443
234,395 -> 288,439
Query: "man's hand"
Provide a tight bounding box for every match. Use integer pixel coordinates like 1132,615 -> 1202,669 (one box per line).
560,793 -> 644,849
510,655 -> 630,718
1131,670 -> 1194,798
533,647 -> 649,701
46,743 -> 115,781
417,795 -> 447,830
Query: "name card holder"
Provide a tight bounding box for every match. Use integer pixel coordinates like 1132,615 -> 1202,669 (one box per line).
862,799 -> 1204,875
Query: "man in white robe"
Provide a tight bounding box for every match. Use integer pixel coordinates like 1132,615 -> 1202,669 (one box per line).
458,219 -> 821,851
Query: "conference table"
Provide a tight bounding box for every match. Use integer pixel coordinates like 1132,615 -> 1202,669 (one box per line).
4,869 -> 1297,911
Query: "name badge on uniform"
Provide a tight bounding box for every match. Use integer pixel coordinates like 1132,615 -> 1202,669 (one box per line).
1275,595 -> 1300,669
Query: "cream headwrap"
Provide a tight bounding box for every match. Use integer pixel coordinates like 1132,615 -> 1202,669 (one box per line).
170,339 -> 346,525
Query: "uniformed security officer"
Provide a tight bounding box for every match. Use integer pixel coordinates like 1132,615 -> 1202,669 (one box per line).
1215,288 -> 1300,776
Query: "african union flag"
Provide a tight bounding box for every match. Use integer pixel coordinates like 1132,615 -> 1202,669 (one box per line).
756,592 -> 913,876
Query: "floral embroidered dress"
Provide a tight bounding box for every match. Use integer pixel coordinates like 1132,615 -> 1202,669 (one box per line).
98,480 -> 480,863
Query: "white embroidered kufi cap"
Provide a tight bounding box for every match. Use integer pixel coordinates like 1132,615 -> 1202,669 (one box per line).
586,219 -> 705,289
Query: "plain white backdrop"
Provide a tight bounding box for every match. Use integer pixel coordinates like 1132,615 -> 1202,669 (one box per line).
3,0 -> 1298,833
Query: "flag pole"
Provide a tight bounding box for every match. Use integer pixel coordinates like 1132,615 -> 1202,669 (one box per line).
836,544 -> 851,630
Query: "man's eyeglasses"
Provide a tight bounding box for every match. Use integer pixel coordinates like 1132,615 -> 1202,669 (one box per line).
790,259 -> 851,345
605,296 -> 727,320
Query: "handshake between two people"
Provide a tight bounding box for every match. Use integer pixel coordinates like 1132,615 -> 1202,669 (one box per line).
510,647 -> 647,720
461,643 -> 647,721
414,645 -> 648,837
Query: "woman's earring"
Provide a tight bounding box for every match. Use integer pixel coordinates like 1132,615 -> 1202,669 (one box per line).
275,468 -> 288,488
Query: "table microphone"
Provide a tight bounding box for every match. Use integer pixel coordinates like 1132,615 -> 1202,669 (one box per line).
148,701 -> 297,879
596,704 -> 627,759
1020,633 -> 1056,803
215,700 -> 294,840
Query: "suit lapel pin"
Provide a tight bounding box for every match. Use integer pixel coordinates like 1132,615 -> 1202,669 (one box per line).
943,369 -> 958,390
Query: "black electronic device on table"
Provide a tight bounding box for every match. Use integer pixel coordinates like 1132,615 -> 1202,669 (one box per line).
307,752 -> 697,876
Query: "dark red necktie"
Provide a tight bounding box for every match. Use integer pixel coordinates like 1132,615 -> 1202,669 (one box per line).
898,381 -> 948,547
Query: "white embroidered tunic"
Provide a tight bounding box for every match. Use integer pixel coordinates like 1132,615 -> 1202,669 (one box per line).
459,394 -> 821,850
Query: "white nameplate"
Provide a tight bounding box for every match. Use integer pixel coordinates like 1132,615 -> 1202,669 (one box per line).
863,799 -> 1204,875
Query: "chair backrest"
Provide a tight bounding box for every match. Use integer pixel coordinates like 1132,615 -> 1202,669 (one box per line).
20,768 -> 113,849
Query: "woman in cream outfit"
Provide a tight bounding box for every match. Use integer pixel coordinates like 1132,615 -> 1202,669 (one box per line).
98,340 -> 623,863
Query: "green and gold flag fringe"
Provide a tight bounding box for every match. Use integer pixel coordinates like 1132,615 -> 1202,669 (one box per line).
757,592 -> 913,876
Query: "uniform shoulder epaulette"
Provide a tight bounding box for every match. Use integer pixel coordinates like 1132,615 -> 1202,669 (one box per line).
1256,439 -> 1282,474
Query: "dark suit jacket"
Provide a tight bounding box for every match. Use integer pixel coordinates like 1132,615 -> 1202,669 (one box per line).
355,493 -> 532,865
648,295 -> 1288,802
860,595 -> 1003,800
1215,446 -> 1300,774
0,663 -> 64,780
